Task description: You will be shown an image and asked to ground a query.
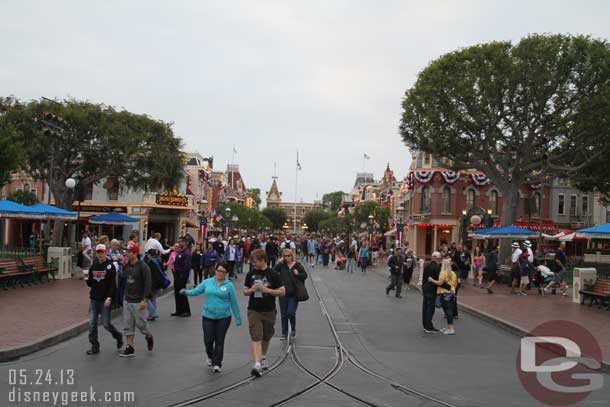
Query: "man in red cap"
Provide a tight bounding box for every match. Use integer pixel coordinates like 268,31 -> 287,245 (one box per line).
120,242 -> 154,357
86,243 -> 122,355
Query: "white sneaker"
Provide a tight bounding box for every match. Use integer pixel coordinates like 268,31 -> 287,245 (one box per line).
261,357 -> 269,370
212,365 -> 221,373
206,357 -> 212,367
251,362 -> 263,377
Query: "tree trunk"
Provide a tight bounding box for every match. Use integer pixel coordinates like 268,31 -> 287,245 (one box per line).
498,185 -> 520,264
49,180 -> 71,247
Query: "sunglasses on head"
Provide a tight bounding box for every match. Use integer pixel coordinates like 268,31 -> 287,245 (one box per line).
216,267 -> 227,273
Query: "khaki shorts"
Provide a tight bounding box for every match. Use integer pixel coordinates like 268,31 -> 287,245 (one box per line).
520,275 -> 530,285
248,310 -> 277,342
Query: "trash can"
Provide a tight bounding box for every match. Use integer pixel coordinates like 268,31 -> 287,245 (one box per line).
572,267 -> 597,304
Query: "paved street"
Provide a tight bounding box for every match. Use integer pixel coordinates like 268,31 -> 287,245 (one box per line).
2,264 -> 608,407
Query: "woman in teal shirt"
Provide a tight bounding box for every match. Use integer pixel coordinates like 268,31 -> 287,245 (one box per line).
358,243 -> 370,273
181,261 -> 241,372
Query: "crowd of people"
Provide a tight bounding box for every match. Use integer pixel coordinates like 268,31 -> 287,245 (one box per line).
80,227 -> 569,372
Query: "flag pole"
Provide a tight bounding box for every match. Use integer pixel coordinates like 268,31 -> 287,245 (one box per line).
294,150 -> 298,234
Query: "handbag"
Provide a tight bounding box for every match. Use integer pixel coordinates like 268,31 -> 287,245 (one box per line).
293,276 -> 309,302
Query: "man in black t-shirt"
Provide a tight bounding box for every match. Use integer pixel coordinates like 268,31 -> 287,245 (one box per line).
422,252 -> 442,333
243,249 -> 285,377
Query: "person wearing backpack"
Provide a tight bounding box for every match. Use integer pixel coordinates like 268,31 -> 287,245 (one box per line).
403,249 -> 416,287
146,249 -> 169,321
275,248 -> 308,340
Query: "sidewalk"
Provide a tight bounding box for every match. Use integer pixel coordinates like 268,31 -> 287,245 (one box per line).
371,264 -> 610,367
0,279 -> 91,361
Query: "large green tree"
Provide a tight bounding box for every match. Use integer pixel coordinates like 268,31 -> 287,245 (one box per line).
0,97 -> 184,244
354,201 -> 390,233
7,190 -> 38,206
400,34 -> 610,230
322,191 -> 346,212
218,203 -> 271,232
302,209 -> 332,232
0,118 -> 24,188
261,207 -> 287,230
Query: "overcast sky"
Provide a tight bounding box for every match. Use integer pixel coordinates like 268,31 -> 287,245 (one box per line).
2,1 -> 609,204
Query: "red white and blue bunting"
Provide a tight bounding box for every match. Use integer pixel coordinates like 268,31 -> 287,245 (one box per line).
471,173 -> 490,186
440,171 -> 460,184
414,170 -> 434,184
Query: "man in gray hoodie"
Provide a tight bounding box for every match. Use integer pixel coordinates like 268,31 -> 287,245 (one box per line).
120,242 -> 154,357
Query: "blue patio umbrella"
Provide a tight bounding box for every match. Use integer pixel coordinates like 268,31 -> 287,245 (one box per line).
469,225 -> 539,240
29,203 -> 77,220
0,199 -> 45,219
88,212 -> 139,226
576,223 -> 610,240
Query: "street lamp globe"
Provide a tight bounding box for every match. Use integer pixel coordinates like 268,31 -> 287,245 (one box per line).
65,178 -> 76,189
397,206 -> 404,212
232,215 -> 239,222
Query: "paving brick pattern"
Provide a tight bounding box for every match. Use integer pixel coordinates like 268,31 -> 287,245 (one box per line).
0,279 -> 89,350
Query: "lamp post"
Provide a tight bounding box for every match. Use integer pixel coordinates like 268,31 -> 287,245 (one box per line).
199,199 -> 208,250
224,207 -> 231,240
397,205 -> 405,248
460,209 -> 468,244
368,214 -> 374,247
65,177 -> 78,246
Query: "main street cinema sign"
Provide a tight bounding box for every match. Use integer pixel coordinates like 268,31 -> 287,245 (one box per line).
156,194 -> 189,207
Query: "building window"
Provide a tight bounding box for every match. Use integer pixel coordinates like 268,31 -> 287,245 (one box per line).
441,186 -> 451,213
489,190 -> 497,214
533,192 -> 541,217
466,189 -> 475,210
85,183 -> 93,201
570,195 -> 577,216
416,154 -> 423,168
424,153 -> 431,167
106,178 -> 119,201
23,183 -> 31,193
420,186 -> 431,213
582,196 -> 588,216
558,194 -> 565,215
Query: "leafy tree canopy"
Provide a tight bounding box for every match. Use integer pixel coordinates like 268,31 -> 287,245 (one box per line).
0,97 -> 184,210
400,34 -> 610,225
302,209 -> 332,232
322,191 -> 346,212
7,189 -> 38,206
354,201 -> 390,232
261,207 -> 287,230
218,203 -> 271,232
0,117 -> 24,188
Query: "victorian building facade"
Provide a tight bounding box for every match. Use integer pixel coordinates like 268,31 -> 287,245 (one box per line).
401,150 -> 552,258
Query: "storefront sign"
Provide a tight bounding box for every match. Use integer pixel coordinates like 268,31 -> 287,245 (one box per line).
156,194 -> 189,207
75,205 -> 127,213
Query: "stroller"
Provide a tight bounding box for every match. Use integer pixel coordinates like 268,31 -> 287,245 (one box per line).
335,256 -> 347,270
534,263 -> 555,295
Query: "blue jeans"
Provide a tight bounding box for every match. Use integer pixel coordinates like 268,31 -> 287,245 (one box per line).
279,296 -> 299,337
89,300 -> 121,348
347,258 -> 355,273
440,293 -> 455,325
147,290 -> 159,318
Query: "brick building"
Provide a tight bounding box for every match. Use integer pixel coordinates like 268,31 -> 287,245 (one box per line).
401,151 -> 552,257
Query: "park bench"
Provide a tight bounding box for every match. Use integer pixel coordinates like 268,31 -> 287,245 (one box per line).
0,258 -> 35,290
18,256 -> 57,283
579,277 -> 610,310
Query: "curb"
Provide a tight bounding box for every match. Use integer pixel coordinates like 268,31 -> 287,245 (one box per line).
0,287 -> 173,363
